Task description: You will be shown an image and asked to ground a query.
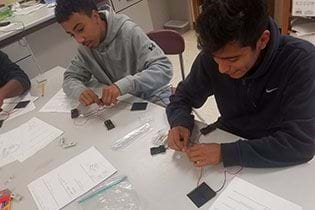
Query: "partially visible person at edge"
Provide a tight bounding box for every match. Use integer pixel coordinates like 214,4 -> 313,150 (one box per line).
0,51 -> 31,111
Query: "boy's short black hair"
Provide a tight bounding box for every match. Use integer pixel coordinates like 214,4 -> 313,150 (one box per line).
55,0 -> 98,23
196,0 -> 269,54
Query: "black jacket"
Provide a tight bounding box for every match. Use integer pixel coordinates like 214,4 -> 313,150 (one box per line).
166,18 -> 315,168
0,51 -> 30,92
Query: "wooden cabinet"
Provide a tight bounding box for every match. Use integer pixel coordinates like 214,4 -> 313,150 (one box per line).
267,0 -> 275,17
280,1 -> 292,35
191,0 -> 203,25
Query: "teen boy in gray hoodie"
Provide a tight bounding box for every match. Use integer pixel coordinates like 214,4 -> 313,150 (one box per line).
55,0 -> 173,106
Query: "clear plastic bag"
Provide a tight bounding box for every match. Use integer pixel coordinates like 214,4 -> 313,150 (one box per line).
78,176 -> 141,210
111,122 -> 152,150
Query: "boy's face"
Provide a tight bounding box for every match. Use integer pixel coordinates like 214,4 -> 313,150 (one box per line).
211,31 -> 270,79
61,11 -> 105,48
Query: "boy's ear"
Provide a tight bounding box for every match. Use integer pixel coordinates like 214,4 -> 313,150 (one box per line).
91,10 -> 101,22
256,30 -> 270,50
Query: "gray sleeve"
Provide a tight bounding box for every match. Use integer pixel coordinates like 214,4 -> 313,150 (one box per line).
114,25 -> 173,99
62,48 -> 92,100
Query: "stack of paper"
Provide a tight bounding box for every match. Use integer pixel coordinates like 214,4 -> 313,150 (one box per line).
0,117 -> 63,167
40,89 -> 77,113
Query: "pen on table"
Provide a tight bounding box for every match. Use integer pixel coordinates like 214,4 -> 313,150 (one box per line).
78,175 -> 127,204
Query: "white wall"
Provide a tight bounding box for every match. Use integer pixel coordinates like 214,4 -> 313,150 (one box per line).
169,0 -> 190,21
120,0 -> 153,32
25,23 -> 78,73
147,0 -> 171,29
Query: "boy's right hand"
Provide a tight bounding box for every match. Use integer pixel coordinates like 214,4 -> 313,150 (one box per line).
167,126 -> 191,152
79,89 -> 103,106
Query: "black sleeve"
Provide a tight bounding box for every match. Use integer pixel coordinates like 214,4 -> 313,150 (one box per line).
221,53 -> 315,168
0,51 -> 31,92
166,52 -> 214,131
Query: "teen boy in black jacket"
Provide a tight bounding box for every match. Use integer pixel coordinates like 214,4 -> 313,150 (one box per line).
0,51 -> 31,109
166,0 -> 315,168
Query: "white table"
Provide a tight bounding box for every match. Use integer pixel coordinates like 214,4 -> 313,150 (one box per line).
0,66 -> 314,210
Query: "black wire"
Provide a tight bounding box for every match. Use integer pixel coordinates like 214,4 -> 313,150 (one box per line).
215,166 -> 244,193
215,170 -> 227,193
197,167 -> 203,187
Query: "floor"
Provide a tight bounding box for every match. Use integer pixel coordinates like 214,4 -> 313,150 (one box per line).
166,30 -> 220,124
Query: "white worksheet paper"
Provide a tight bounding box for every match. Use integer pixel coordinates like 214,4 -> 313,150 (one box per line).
0,117 -> 63,167
28,147 -> 117,210
17,117 -> 63,162
40,89 -> 77,113
0,132 -> 21,167
209,177 -> 302,210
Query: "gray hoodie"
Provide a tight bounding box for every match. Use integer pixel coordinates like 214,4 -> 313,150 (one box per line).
63,8 -> 173,101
